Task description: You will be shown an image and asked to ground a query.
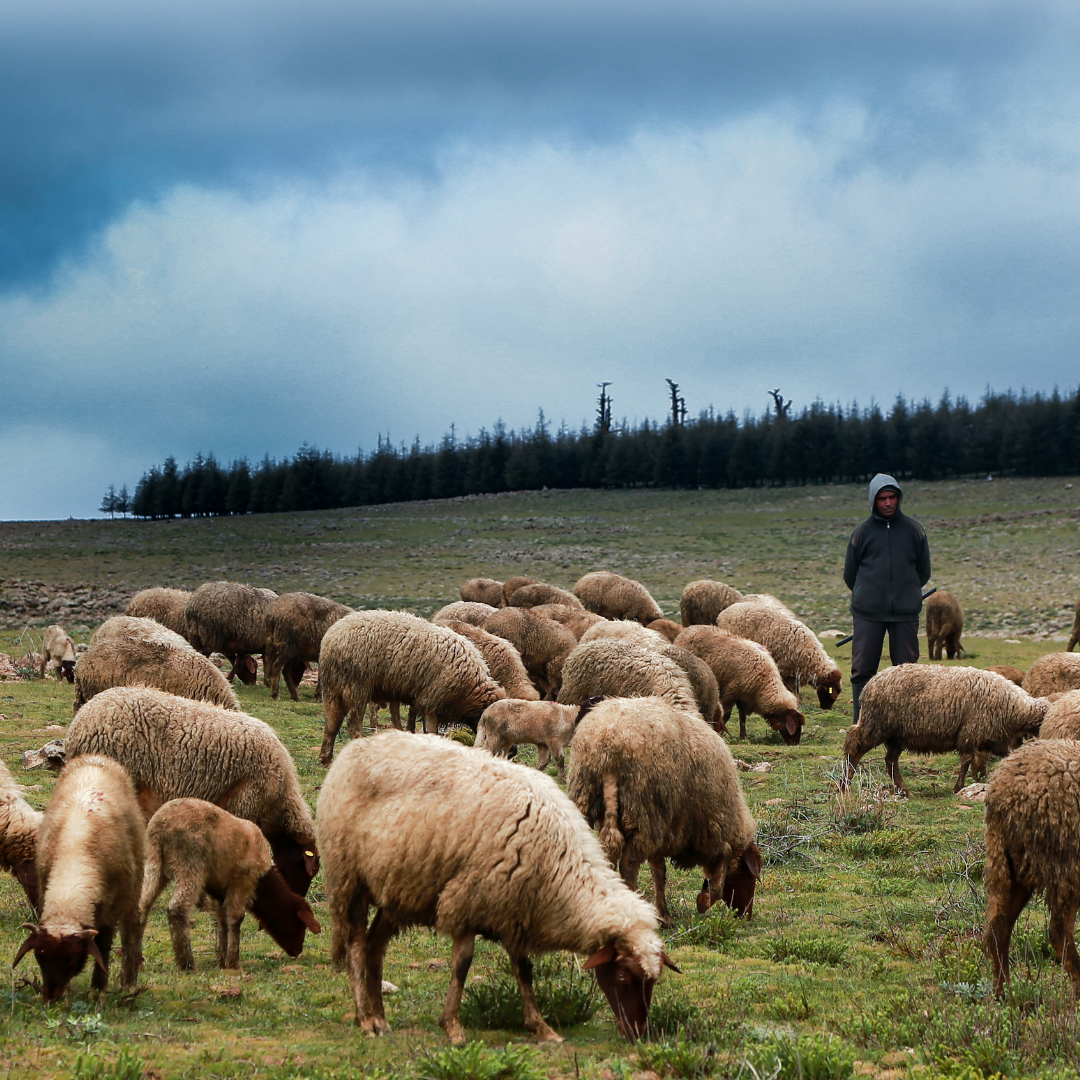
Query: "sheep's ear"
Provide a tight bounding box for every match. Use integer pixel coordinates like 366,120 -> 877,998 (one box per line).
303,847 -> 319,876
78,929 -> 106,971
12,925 -> 41,968
742,844 -> 763,879
661,952 -> 681,973
785,714 -> 799,735
583,944 -> 616,969
300,908 -> 322,934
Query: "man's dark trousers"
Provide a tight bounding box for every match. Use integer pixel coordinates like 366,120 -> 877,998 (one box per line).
850,618 -> 920,722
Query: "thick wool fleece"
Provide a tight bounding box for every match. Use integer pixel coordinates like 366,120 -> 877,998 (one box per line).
431,601 -> 499,626
680,580 -> 743,627
184,581 -> 278,657
442,621 -> 540,701
1022,653 -> 1080,697
508,583 -> 585,610
573,572 -> 664,625
92,615 -> 191,649
1040,690 -> 1080,741
125,588 -> 193,641
459,578 -> 505,608
1,760 -> 42,875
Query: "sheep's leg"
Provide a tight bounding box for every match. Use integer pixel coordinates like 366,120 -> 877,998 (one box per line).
209,897 -> 229,967
884,742 -> 909,796
406,705 -> 417,733
985,880 -> 1032,995
222,889 -> 247,970
389,702 -> 402,731
438,933 -> 476,1045
737,703 -> 748,740
841,727 -> 867,788
954,753 -> 972,793
510,952 -> 562,1043
619,852 -> 642,892
167,882 -> 200,971
367,702 -> 380,729
554,746 -> 566,781
423,713 -> 439,735
536,744 -> 552,773
362,909 -> 396,1033
283,659 -> 303,703
89,925 -> 113,997
346,696 -> 369,741
649,857 -> 672,928
973,751 -> 989,781
1048,897 -> 1080,998
345,897 -> 388,1035
119,909 -> 144,989
320,692 -> 350,766
138,853 -> 168,926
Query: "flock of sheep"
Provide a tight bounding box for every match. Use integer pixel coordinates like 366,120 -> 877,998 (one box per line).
4,572 -> 1080,1042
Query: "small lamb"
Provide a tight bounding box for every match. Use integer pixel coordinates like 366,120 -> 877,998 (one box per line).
39,625 -> 77,683
475,698 -> 598,778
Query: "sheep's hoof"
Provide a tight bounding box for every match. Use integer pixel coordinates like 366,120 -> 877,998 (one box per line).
358,1015 -> 391,1036
440,1018 -> 467,1044
657,911 -> 674,929
534,1027 -> 564,1044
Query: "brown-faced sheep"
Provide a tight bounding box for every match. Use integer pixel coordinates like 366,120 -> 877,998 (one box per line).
843,665 -> 1048,795
1,759 -> 42,909
184,581 -> 278,685
475,699 -> 587,778
1039,690 -> 1080,741
986,665 -> 1026,686
39,625 -> 77,683
440,621 -> 540,701
317,730 -> 676,1043
263,592 -> 354,701
482,607 -> 577,698
983,739 -> 1080,996
574,571 -> 664,625
92,615 -> 190,649
716,600 -> 842,709
1023,653 -> 1080,697
674,626 -> 804,743
65,688 -> 320,900
926,589 -> 966,660
580,619 -> 669,648
1068,599 -> 1080,652
528,604 -> 605,640
459,578 -> 505,607
508,583 -> 585,610
139,799 -> 320,971
501,575 -> 538,605
680,580 -> 743,626
74,634 -> 240,714
647,618 -> 683,643
431,601 -> 498,626
567,696 -> 762,928
125,587 -> 193,641
13,755 -> 144,1003
318,611 -> 505,763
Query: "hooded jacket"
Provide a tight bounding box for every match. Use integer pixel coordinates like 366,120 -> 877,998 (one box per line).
843,474 -> 932,622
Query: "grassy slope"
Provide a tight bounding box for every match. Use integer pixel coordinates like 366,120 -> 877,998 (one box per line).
2,477 -> 1080,1080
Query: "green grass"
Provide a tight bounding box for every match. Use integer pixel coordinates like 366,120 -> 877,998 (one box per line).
2,478 -> 1080,1079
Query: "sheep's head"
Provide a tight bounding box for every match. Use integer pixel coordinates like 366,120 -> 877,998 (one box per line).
13,924 -> 105,1003
766,708 -> 805,745
235,655 -> 259,686
815,670 -> 843,710
584,942 -> 679,1041
250,866 -> 322,957
269,836 -> 320,897
59,660 -> 76,684
697,843 -> 763,918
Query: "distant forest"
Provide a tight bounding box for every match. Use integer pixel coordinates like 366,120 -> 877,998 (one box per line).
106,386 -> 1080,519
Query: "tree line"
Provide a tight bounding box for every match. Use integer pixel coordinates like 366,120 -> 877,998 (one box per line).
117,387 -> 1080,519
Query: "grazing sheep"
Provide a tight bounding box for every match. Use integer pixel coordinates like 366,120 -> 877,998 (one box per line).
528,604 -> 605,641
263,592 -> 354,701
716,600 -> 842,709
983,739 -> 1080,997
647,618 -> 682,643
475,698 -> 590,777
1069,599 -> 1080,652
567,697 -> 762,927
1023,653 -> 1080,697
556,640 -> 700,718
1039,690 -> 1080,741
319,611 -> 505,763
926,590 -> 966,660
482,607 -> 577,698
74,634 -> 240,714
459,578 -> 505,608
441,621 -> 540,701
65,688 -> 319,899
184,581 -> 279,685
574,571 -> 664,625
986,665 -> 1026,686
317,730 -> 676,1043
1,759 -> 42,908
739,593 -> 797,617
580,619 -> 669,648
125,587 -> 193,641
431,601 -> 498,626
39,625 -> 77,683
501,575 -> 538,605
843,665 -> 1049,795
508,583 -> 585,610
13,755 -> 144,1003
656,644 -> 723,729
680,581 -> 743,627
139,799 -> 320,971
92,615 -> 191,649
674,626 -> 804,743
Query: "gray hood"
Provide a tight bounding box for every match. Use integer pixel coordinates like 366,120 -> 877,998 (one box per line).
868,473 -> 902,510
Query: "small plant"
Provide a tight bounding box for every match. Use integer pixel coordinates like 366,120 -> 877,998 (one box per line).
645,994 -> 715,1042
666,905 -> 739,951
766,933 -> 849,967
827,765 -> 897,835
415,1041 -> 544,1080
73,1045 -> 144,1080
446,725 -> 476,746
637,1034 -> 719,1078
747,1031 -> 856,1080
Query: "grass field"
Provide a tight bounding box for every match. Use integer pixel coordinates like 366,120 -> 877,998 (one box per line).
2,478 -> 1080,1080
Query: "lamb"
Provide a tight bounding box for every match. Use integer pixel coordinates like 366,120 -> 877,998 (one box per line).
501,575 -> 539,605
184,581 -> 279,685
317,730 -> 676,1043
567,696 -> 762,928
573,571 -> 664,625
1039,690 -> 1080,741
1022,653 -> 1080,697
263,591 -> 354,701
92,615 -> 190,649
716,600 -> 842,708
1069,599 -> 1080,652
528,604 -> 605,640
65,687 -> 320,900
674,626 -> 804,742
1,759 -> 42,909
319,611 -> 505,763
926,589 -> 966,660
13,755 -> 145,1003
139,799 -> 321,971
556,640 -> 700,718
983,739 -> 1080,997
508,583 -> 585,610
986,665 -> 1026,686
475,698 -> 590,778
440,621 -> 540,701
482,607 -> 577,698
647,618 -> 683,643
125,587 -> 193,641
74,633 -> 240,713
459,577 -> 505,607
843,665 -> 1049,795
39,625 -> 77,683
431,601 -> 498,626
580,619 -> 669,648
680,580 -> 743,627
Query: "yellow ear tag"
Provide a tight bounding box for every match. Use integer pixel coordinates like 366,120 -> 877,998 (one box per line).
305,851 -> 315,857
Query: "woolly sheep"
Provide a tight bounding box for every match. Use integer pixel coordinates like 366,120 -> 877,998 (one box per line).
139,799 -> 320,971
556,640 -> 700,718
317,730 -> 676,1043
674,625 -> 804,743
926,590 -> 966,660
482,607 -> 577,698
986,665 -> 1026,686
1039,690 -> 1080,740
843,665 -> 1049,795
739,593 -> 797,617
1022,653 -> 1080,697
567,696 -> 762,927
319,611 -> 505,763
14,755 -> 145,1003
983,739 -> 1080,996
508,582 -> 585,610
65,687 -> 320,899
431,601 -> 498,626
1069,599 -> 1080,652
528,604 -> 605,640
680,580 -> 743,626
125,587 -> 193,641
92,615 -> 191,649
74,634 -> 241,713
1,758 -> 42,909
501,575 -> 538,605
580,619 -> 669,648
39,625 -> 77,683
475,698 -> 593,778
647,618 -> 683,643
441,621 -> 540,701
184,581 -> 279,685
656,644 -> 723,728
573,571 -> 664,625
716,600 -> 842,708
459,577 -> 505,607
263,591 -> 354,701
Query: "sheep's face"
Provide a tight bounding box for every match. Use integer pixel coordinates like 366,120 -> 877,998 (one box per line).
584,944 -> 679,1041
815,671 -> 843,709
722,843 -> 763,916
269,837 -> 320,897
13,925 -> 104,1003
235,655 -> 259,686
59,660 -> 76,683
250,867 -> 322,957
766,709 -> 805,745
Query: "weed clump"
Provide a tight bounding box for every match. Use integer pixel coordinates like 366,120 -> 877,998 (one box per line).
415,1042 -> 543,1080
746,1031 -> 856,1080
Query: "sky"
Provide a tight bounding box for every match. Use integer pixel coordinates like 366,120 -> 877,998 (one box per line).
2,0 -> 1079,519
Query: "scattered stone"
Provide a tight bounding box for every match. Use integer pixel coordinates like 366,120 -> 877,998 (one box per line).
818,629 -> 844,638
957,783 -> 988,803
381,980 -> 399,994
23,740 -> 66,770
